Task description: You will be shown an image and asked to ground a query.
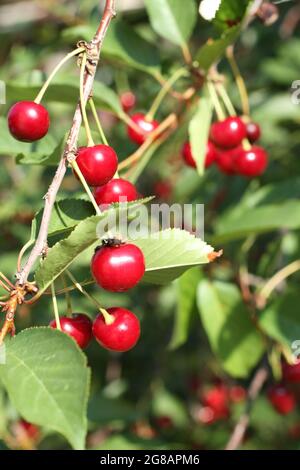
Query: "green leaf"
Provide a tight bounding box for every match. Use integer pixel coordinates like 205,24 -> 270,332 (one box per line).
169,267 -> 201,350
144,0 -> 197,48
35,206 -> 215,293
34,198 -> 95,241
34,199 -> 154,293
213,0 -> 251,31
259,291 -> 300,349
95,434 -> 169,451
62,21 -> 161,77
152,386 -> 189,427
188,95 -> 213,176
0,328 -> 90,450
197,280 -> 265,378
195,26 -> 240,70
134,229 -> 215,285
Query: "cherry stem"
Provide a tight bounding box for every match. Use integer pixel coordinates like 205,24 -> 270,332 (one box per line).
61,274 -> 72,316
258,259 -> 300,308
226,46 -> 250,117
80,53 -> 95,147
65,270 -> 101,309
181,42 -> 193,65
146,67 -> 188,121
71,160 -> 101,215
0,273 -> 15,290
35,47 -> 85,104
0,280 -> 11,293
216,83 -> 237,116
17,239 -> 34,273
118,113 -> 177,171
89,98 -> 109,146
207,81 -> 226,121
51,282 -> 61,331
100,308 -> 115,325
242,138 -> 252,151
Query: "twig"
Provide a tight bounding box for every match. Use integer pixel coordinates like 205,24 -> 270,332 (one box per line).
225,364 -> 269,450
17,0 -> 116,286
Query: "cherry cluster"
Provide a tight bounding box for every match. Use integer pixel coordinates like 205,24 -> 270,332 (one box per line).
6,98 -> 151,354
182,116 -> 268,178
267,360 -> 300,415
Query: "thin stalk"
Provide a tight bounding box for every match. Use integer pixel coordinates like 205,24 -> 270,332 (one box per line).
100,308 -> 114,325
259,260 -> 300,303
17,239 -> 34,273
35,47 -> 85,103
146,68 -> 188,121
207,81 -> 226,121
61,274 -> 72,316
71,160 -> 101,215
80,53 -> 94,146
51,282 -> 61,330
89,98 -> 109,145
216,83 -> 237,116
226,46 -> 250,117
65,270 -> 101,309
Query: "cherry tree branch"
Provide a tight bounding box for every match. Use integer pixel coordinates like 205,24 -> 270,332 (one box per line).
225,363 -> 269,450
17,0 -> 116,286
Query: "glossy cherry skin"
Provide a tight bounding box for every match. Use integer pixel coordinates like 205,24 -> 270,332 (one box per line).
94,178 -> 138,208
93,307 -> 140,352
76,145 -> 118,187
8,101 -> 50,142
121,91 -> 136,113
282,360 -> 300,383
216,147 -> 240,174
268,385 -> 296,415
202,385 -> 229,417
127,113 -> 159,145
234,146 -> 268,177
210,117 -> 247,149
50,314 -> 93,349
91,243 -> 145,292
182,141 -> 217,169
246,122 -> 261,143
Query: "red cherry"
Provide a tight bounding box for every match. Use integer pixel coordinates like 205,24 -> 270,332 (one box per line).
154,180 -> 173,200
93,307 -> 140,352
121,91 -> 136,113
76,145 -> 118,187
127,113 -> 159,145
246,122 -> 261,143
210,117 -> 246,149
202,385 -> 229,417
50,313 -> 93,349
18,420 -> 40,440
234,146 -> 268,177
91,243 -> 145,292
8,101 -> 50,142
94,178 -> 138,208
268,385 -> 296,415
229,386 -> 247,403
216,147 -> 240,174
282,360 -> 300,383
182,141 -> 217,169
155,416 -> 173,430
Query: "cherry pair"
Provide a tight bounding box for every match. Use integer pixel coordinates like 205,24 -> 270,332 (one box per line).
50,307 -> 140,352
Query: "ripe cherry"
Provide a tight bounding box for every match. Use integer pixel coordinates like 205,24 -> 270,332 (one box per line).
210,117 -> 246,149
216,147 -> 240,174
268,385 -> 296,415
93,307 -> 140,352
76,145 -> 118,187
229,386 -> 247,403
182,141 -> 217,169
154,180 -> 173,200
127,113 -> 159,145
246,122 -> 261,143
282,360 -> 300,383
50,313 -> 93,349
202,385 -> 229,418
94,178 -> 138,208
8,101 -> 50,142
121,91 -> 136,113
234,146 -> 268,177
91,242 -> 145,292
18,420 -> 40,440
